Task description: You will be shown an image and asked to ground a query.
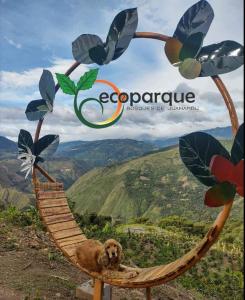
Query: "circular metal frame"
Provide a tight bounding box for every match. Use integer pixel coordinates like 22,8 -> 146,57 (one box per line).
32,32 -> 239,288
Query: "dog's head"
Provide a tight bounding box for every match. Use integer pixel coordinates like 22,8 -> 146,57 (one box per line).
104,239 -> 122,260
98,239 -> 123,269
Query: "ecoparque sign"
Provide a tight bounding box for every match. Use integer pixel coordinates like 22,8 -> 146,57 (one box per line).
56,69 -> 196,129
98,90 -> 195,106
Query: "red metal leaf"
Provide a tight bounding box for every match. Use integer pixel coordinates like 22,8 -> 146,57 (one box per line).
233,160 -> 244,197
210,155 -> 234,183
204,182 -> 236,208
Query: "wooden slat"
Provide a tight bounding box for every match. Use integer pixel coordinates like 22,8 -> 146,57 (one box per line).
37,191 -> 66,199
52,227 -> 82,240
43,213 -> 74,225
62,241 -> 87,257
40,206 -> 71,217
48,221 -> 78,233
58,235 -> 87,247
34,186 -> 227,289
35,181 -> 64,191
69,255 -> 77,264
38,198 -> 68,208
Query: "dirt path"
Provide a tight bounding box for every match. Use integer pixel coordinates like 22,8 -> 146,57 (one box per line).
0,286 -> 24,300
0,223 -> 88,299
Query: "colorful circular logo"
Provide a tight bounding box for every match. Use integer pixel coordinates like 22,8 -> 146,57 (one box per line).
74,79 -> 124,129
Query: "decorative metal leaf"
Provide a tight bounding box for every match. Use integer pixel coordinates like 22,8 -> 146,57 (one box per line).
197,41 -> 244,76
72,34 -> 104,64
25,99 -> 49,121
107,7 -> 138,61
164,38 -> 183,65
173,0 -> 214,45
210,154 -> 244,197
103,39 -> 117,65
18,129 -> 34,154
231,123 -> 244,164
179,132 -> 230,186
179,32 -> 204,60
233,160 -> 244,197
210,155 -> 234,183
17,131 -> 59,178
89,43 -> 108,65
34,135 -> 59,159
72,8 -> 138,65
18,147 -> 36,179
39,70 -> 55,105
204,182 -> 236,207
178,58 -> 202,79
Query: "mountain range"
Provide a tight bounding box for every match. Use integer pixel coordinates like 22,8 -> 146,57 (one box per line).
0,126 -> 233,159
0,126 -> 235,214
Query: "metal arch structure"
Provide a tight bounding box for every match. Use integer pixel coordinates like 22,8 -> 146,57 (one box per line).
32,32 -> 239,300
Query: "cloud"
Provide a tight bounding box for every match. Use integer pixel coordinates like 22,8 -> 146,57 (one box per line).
4,36 -> 22,49
200,92 -> 223,106
0,58 -> 88,89
0,0 -> 243,142
0,58 -> 90,106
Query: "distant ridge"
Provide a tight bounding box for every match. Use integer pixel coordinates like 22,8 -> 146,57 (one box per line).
0,136 -> 17,158
151,126 -> 232,148
0,126 -> 232,159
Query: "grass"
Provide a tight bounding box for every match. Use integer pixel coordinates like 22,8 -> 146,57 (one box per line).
0,205 -> 243,299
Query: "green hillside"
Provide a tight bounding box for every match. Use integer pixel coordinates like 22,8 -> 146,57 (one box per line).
0,139 -> 156,194
0,159 -> 32,193
0,136 -> 17,159
0,184 -> 33,210
68,141 -> 243,222
0,157 -> 91,193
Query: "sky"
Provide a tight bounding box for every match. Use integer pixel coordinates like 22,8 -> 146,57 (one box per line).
0,0 -> 244,142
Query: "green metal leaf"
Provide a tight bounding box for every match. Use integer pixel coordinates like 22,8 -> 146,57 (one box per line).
231,123 -> 244,164
179,132 -> 231,186
77,69 -> 99,91
197,41 -> 244,76
55,73 -> 76,95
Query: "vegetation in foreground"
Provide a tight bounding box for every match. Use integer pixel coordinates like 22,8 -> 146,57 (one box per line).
0,206 -> 201,300
1,205 -> 243,300
77,212 -> 243,300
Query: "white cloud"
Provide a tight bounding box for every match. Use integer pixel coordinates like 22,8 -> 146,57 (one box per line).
0,58 -> 88,89
4,36 -> 22,49
0,57 -> 90,105
0,0 -> 243,141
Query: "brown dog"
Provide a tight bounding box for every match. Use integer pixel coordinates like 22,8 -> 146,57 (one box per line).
76,239 -> 139,279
